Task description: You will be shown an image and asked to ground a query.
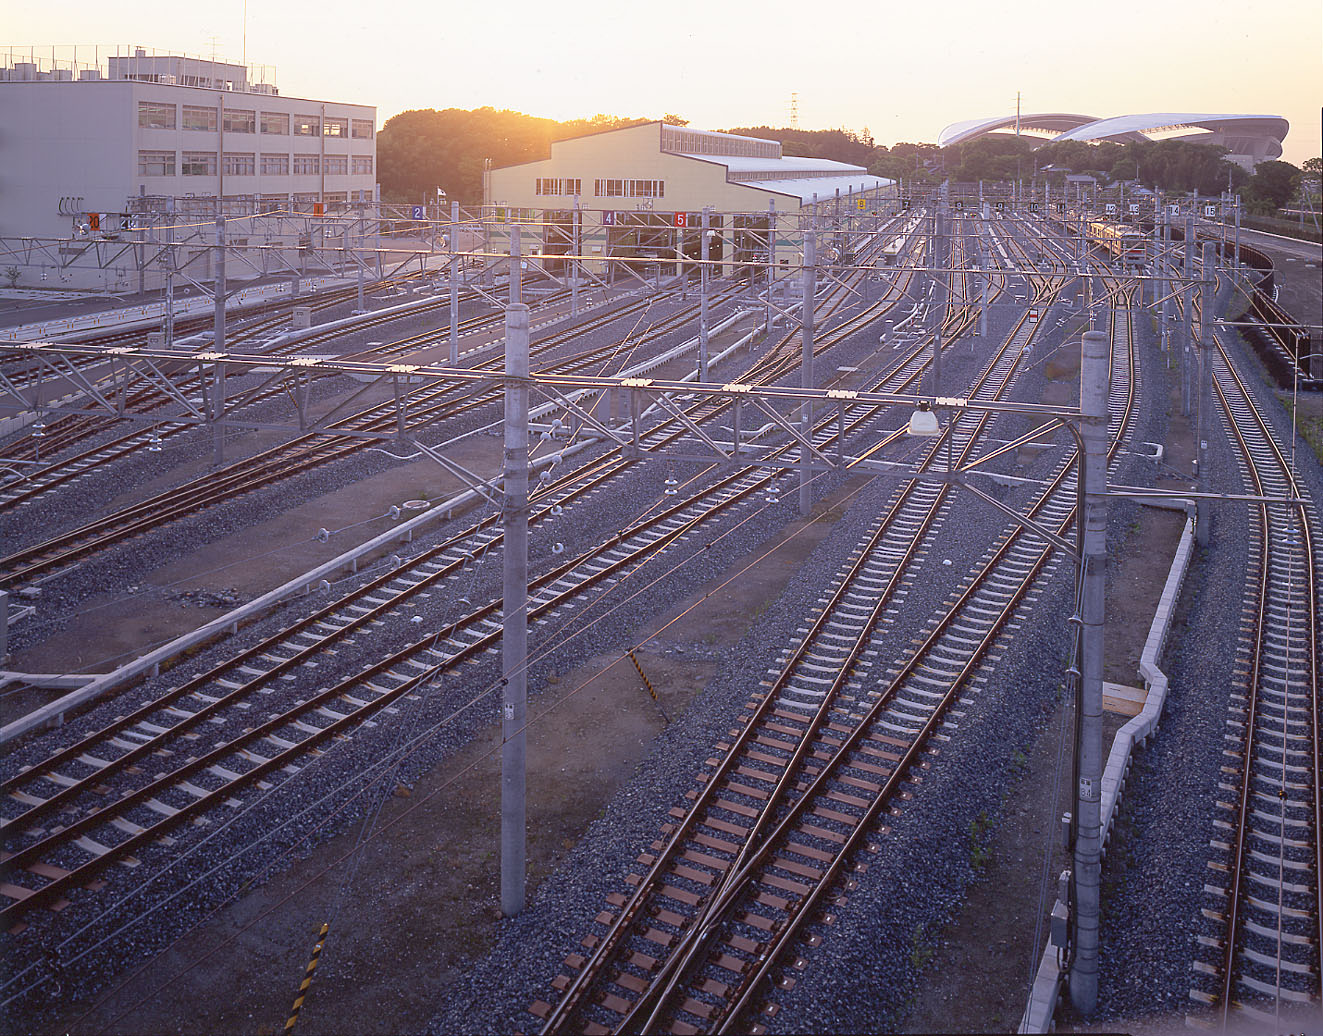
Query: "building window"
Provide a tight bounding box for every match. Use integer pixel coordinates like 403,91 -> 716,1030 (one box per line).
323,191 -> 348,205
182,151 -> 218,176
293,192 -> 319,210
323,156 -> 348,176
535,177 -> 583,196
138,102 -> 176,130
138,150 -> 176,176
261,111 -> 289,135
182,106 -> 218,132
323,117 -> 348,137
223,153 -> 256,176
293,115 -> 320,136
351,155 -> 374,175
593,178 -> 663,198
260,153 -> 290,175
293,154 -> 320,175
351,119 -> 374,139
259,193 -> 289,211
222,109 -> 256,134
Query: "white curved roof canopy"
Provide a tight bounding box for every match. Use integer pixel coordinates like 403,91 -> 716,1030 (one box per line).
1053,112 -> 1287,144
938,113 -> 1099,147
939,111 -> 1288,164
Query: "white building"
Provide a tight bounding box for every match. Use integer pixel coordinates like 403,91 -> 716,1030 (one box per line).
0,47 -> 376,265
485,123 -> 895,274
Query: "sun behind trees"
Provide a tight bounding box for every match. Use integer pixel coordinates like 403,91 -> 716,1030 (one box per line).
376,109 -> 687,203
376,108 -> 894,204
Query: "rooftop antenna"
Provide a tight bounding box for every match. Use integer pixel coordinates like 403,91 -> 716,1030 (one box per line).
789,92 -> 799,130
242,0 -> 247,70
1015,91 -> 1021,137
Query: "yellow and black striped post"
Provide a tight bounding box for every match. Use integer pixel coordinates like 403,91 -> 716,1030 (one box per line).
628,650 -> 668,723
284,921 -> 329,1034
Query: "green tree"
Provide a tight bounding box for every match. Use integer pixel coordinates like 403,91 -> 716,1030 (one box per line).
377,107 -> 666,203
1245,160 -> 1301,213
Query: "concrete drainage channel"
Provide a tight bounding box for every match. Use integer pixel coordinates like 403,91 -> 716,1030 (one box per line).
1019,502 -> 1197,1032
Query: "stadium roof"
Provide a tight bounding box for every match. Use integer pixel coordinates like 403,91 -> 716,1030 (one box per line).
939,112 -> 1288,165
938,114 -> 1097,147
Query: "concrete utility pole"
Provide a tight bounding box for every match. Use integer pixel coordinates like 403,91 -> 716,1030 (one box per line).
699,207 -> 711,382
766,199 -> 777,333
1070,328 -> 1110,1014
164,199 -> 176,349
1197,242 -> 1215,545
213,213 -> 226,352
930,206 -> 946,394
355,203 -> 365,315
979,253 -> 990,338
501,301 -> 530,918
571,196 -> 581,318
798,227 -> 817,517
509,222 -> 522,306
1233,194 -> 1241,270
1181,215 -> 1194,416
449,201 -> 460,364
211,212 -> 228,467
1159,202 -> 1171,355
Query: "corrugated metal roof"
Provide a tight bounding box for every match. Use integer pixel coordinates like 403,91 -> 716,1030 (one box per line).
736,174 -> 895,206
678,153 -> 868,176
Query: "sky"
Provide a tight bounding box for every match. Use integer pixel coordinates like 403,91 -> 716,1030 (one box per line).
8,0 -> 1320,165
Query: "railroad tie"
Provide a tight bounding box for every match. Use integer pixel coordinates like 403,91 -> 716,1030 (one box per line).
284,921 -> 329,1033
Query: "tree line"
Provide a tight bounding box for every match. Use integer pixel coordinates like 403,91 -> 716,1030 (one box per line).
377,106 -> 1314,216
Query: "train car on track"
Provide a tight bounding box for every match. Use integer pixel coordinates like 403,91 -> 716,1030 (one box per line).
1086,220 -> 1147,267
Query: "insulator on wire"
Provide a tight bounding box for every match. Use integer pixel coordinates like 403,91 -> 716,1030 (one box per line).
316,528 -> 330,543
552,542 -> 564,554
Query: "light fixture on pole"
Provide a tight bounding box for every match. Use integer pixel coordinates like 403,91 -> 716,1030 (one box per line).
906,399 -> 940,437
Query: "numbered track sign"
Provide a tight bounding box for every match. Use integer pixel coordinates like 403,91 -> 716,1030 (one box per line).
410,205 -> 425,219
674,212 -> 688,228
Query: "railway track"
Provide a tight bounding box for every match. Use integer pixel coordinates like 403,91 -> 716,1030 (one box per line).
0,212 -> 1059,1006
0,279 -> 592,499
0,209 -> 926,584
0,218 -> 952,954
0,286 -> 740,585
529,279 -> 1138,1033
1190,336 -> 1321,1022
